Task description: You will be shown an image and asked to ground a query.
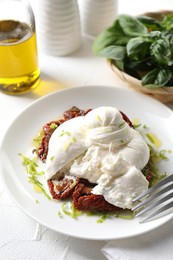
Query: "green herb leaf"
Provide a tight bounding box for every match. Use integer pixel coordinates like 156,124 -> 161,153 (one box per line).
93,19 -> 131,54
62,202 -> 81,218
127,37 -> 151,61
97,214 -> 108,223
115,210 -> 135,220
137,15 -> 163,31
19,154 -> 51,200
143,144 -> 169,186
50,123 -> 57,129
142,68 -> 172,88
161,14 -> 173,30
150,38 -> 173,66
98,45 -> 126,61
119,15 -> 148,36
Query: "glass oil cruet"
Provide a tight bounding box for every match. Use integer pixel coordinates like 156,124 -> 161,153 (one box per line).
0,0 -> 40,95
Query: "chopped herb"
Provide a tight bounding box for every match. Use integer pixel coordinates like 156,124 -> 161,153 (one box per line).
159,149 -> 170,160
97,214 -> 108,223
146,133 -> 155,144
32,183 -> 43,193
61,202 -> 82,218
32,129 -> 44,154
148,144 -> 170,163
69,179 -> 77,189
35,199 -> 39,204
60,130 -> 77,151
114,210 -> 135,220
58,210 -> 63,218
142,144 -> 169,186
143,124 -> 148,129
133,123 -> 142,129
19,154 -> 51,200
63,140 -> 72,151
50,123 -> 58,129
19,154 -> 43,175
97,115 -> 102,123
86,210 -> 134,223
118,121 -> 125,128
120,139 -> 124,144
50,156 -> 55,161
63,136 -> 77,151
72,137 -> 77,142
146,133 -> 162,148
59,130 -> 71,137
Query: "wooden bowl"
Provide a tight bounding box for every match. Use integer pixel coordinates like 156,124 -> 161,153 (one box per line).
111,62 -> 173,103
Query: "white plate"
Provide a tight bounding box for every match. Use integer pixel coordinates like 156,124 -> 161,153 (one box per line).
1,86 -> 173,240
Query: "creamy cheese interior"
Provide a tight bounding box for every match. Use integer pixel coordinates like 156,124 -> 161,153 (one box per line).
45,106 -> 150,209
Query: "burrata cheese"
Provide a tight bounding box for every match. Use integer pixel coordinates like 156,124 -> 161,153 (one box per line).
45,106 -> 150,209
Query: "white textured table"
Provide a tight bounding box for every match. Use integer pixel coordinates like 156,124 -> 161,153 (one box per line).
1,1 -> 173,259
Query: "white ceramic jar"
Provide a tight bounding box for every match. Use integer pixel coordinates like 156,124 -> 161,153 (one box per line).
36,0 -> 82,56
78,0 -> 118,36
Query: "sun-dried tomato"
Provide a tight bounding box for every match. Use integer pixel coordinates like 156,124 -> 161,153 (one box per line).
63,106 -> 91,120
120,111 -> 133,128
47,175 -> 79,200
142,165 -> 154,182
37,119 -> 64,162
72,182 -> 120,212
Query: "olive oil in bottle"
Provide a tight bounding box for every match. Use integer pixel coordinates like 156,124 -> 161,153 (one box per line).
0,20 -> 40,95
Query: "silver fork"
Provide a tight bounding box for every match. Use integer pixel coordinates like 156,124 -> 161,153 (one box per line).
132,174 -> 173,223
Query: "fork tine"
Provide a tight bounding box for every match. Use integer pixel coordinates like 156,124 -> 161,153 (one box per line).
132,174 -> 173,203
132,183 -> 173,211
141,200 -> 173,223
135,192 -> 173,217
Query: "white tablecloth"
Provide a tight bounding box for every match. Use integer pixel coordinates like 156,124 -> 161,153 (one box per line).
1,1 -> 173,259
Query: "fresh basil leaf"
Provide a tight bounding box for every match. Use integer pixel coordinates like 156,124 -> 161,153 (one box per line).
118,15 -> 148,36
108,19 -> 132,44
93,30 -> 116,54
137,16 -> 163,31
142,68 -> 172,87
93,30 -> 128,54
127,37 -> 151,61
93,19 -> 130,54
162,30 -> 173,52
150,39 -> 173,66
144,31 -> 162,40
161,14 -> 173,30
98,45 -> 126,61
